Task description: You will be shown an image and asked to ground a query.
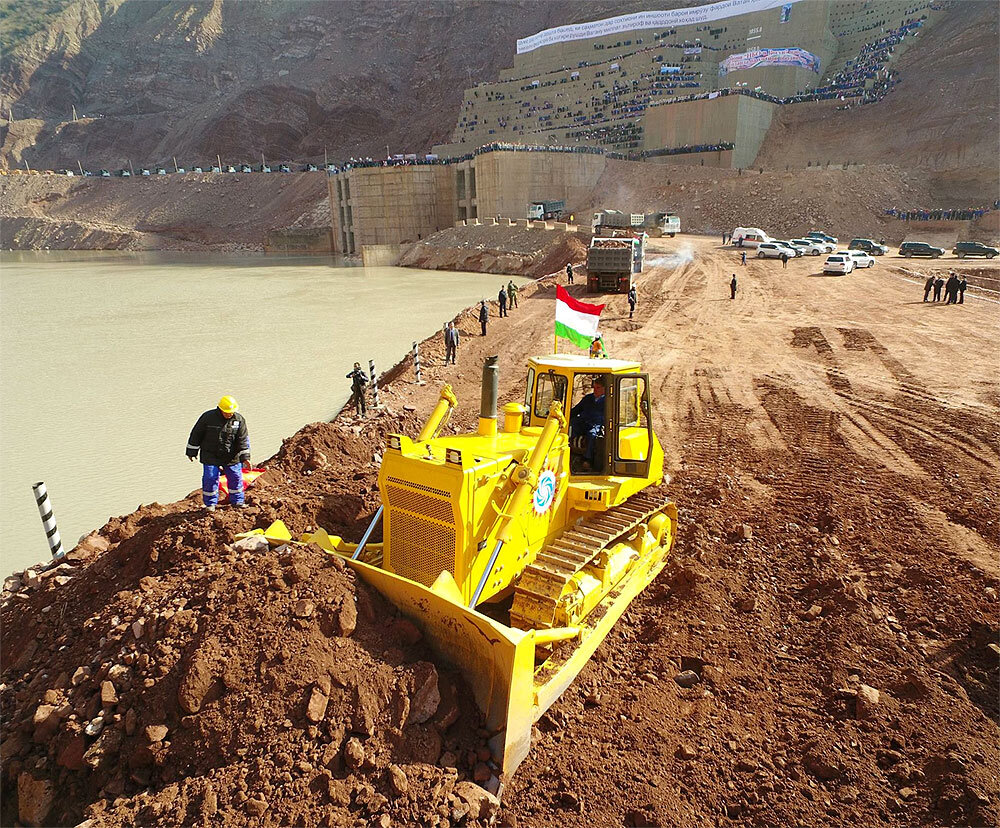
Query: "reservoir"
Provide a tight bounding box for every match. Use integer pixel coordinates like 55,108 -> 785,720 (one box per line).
0,252 -> 522,575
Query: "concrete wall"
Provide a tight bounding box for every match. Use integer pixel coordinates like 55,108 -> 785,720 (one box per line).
360,244 -> 402,267
263,227 -> 333,253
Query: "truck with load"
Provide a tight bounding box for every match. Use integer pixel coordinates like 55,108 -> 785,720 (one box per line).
238,354 -> 677,776
594,209 -> 680,238
637,211 -> 681,238
592,209 -> 632,235
586,233 -> 646,293
527,200 -> 566,220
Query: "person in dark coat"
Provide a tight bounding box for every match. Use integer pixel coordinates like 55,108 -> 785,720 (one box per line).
444,321 -> 460,364
570,376 -> 606,472
479,300 -> 489,336
945,272 -> 959,304
566,263 -> 574,284
932,276 -> 944,302
958,276 -> 968,303
627,285 -> 637,318
346,363 -> 369,417
741,251 -> 747,266
781,253 -> 789,269
186,396 -> 251,512
498,286 -> 508,317
730,273 -> 738,299
923,275 -> 935,302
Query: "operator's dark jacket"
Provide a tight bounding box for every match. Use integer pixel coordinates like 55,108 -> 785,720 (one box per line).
186,410 -> 250,466
347,367 -> 368,393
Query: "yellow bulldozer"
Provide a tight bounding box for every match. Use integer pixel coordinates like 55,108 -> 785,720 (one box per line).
245,354 -> 677,775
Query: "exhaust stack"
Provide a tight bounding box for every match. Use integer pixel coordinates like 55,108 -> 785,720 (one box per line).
478,356 -> 499,436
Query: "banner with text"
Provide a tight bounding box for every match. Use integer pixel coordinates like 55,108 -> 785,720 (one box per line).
718,46 -> 819,76
516,0 -> 804,55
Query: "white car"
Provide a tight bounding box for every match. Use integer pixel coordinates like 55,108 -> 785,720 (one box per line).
756,242 -> 788,259
774,240 -> 804,257
790,238 -> 831,255
846,250 -> 875,268
823,254 -> 855,274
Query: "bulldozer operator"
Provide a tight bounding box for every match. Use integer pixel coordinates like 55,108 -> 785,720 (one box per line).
570,375 -> 606,472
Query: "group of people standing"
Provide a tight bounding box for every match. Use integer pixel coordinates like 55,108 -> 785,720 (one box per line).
923,272 -> 968,304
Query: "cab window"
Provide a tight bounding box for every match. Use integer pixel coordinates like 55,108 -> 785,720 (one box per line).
571,373 -> 604,410
533,372 -> 567,420
524,368 -> 535,411
615,375 -> 650,461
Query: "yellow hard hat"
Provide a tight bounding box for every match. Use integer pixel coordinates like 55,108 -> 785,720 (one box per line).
218,395 -> 239,414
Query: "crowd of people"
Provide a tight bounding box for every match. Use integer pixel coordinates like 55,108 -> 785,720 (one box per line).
885,206 -> 994,221
640,141 -> 734,159
922,272 -> 968,304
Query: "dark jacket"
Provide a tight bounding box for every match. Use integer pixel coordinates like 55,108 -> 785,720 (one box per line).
479,304 -> 489,322
444,327 -> 460,347
187,409 -> 250,466
571,392 -> 606,436
498,289 -> 507,306
347,367 -> 368,393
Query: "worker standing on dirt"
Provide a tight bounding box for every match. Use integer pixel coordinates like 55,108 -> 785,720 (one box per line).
628,285 -> 637,318
958,276 -> 968,304
566,263 -> 574,284
945,272 -> 960,304
740,251 -> 747,266
923,275 -> 935,302
507,280 -> 519,309
781,253 -> 789,269
933,276 -> 944,302
444,322 -> 459,364
571,376 -> 607,472
479,300 -> 489,336
346,362 -> 368,417
498,286 -> 508,318
730,273 -> 738,299
186,396 -> 251,513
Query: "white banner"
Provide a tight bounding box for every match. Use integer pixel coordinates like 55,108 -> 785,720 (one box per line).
718,46 -> 819,75
516,0 -> 805,55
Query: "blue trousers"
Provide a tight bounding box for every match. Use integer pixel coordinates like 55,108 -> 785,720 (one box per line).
202,463 -> 244,506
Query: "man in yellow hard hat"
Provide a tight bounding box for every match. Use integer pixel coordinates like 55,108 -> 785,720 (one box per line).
185,395 -> 251,512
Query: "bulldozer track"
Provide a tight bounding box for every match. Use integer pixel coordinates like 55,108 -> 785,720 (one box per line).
509,489 -> 674,632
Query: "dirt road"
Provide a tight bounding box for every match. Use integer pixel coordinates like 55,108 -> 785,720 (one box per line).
2,235 -> 996,826
401,234 -> 1000,827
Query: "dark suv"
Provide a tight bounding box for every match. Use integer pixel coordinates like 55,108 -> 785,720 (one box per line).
899,241 -> 944,258
849,238 -> 888,255
953,241 -> 998,258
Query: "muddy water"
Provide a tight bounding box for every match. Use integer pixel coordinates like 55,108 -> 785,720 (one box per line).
0,252 -> 524,574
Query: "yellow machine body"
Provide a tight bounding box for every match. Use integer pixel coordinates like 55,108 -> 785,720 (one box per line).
240,354 -> 677,775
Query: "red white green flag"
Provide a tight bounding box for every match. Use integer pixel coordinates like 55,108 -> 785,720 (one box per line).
555,285 -> 604,349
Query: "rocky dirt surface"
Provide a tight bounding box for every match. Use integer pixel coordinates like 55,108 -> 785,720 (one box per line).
3,236 -> 998,827
398,224 -> 590,278
0,171 -> 330,250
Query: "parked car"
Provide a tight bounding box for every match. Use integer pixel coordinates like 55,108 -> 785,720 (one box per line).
62,169 -> 75,176
118,169 -> 131,177
823,254 -> 855,274
302,163 -> 319,172
140,168 -> 151,176
99,169 -> 111,178
240,164 -> 253,173
278,164 -> 292,173
899,241 -> 945,258
846,250 -> 876,268
774,240 -> 804,257
156,167 -> 167,175
176,167 -> 186,174
326,163 -> 337,172
756,242 -> 788,259
211,165 -> 222,173
259,164 -> 272,173
193,166 -> 204,173
789,238 -> 828,255
849,238 -> 888,255
807,231 -> 838,244
953,241 -> 998,258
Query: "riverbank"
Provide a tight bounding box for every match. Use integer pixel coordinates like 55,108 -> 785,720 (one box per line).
2,237 -> 997,827
0,173 -> 330,251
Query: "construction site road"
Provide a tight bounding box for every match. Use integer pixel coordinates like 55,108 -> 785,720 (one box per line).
394,233 -> 999,827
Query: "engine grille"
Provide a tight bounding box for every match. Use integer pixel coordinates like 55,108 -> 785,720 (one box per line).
385,481 -> 456,587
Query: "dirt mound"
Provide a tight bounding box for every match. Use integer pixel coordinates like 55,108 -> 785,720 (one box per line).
398,224 -> 589,278
0,413 -> 503,828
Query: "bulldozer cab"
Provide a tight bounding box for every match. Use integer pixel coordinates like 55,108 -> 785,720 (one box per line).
524,356 -> 652,478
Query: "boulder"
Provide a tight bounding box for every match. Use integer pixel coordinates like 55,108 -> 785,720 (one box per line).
305,686 -> 329,723
388,764 -> 409,795
407,662 -> 441,724
855,684 -> 881,719
454,781 -> 500,821
233,535 -> 269,553
145,725 -> 169,743
17,773 -> 54,826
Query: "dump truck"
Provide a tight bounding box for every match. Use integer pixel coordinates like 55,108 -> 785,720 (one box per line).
586,233 -> 646,294
595,209 -> 680,238
527,200 -> 566,221
637,212 -> 681,238
242,354 -> 677,776
592,209 -> 632,236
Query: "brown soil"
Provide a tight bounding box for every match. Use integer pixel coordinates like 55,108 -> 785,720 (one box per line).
3,236 -> 998,827
398,224 -> 590,278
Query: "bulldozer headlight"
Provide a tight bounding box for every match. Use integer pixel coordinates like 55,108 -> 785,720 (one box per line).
445,448 -> 462,465
387,435 -> 402,451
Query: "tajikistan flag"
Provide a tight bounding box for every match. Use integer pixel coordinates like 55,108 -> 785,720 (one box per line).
555,285 -> 605,349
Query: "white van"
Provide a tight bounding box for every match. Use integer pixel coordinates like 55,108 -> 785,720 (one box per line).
732,227 -> 772,248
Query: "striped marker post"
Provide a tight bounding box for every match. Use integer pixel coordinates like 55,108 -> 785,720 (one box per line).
413,341 -> 422,383
32,482 -> 64,559
368,359 -> 380,409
